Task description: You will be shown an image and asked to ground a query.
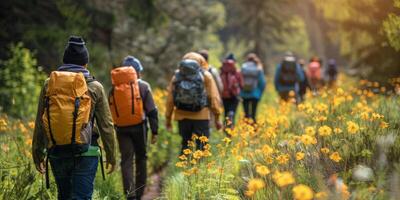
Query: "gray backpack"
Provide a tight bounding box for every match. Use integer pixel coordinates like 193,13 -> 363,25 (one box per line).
173,59 -> 208,112
241,62 -> 260,92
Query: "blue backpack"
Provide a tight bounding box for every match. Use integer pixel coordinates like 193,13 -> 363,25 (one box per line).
241,61 -> 260,92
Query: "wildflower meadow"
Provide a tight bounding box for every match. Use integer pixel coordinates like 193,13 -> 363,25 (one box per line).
2,76 -> 399,200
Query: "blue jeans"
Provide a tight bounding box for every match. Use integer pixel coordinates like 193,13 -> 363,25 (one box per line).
50,156 -> 99,200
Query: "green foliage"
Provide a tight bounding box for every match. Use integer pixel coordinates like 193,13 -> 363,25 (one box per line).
383,0 -> 400,51
315,0 -> 400,80
222,0 -> 296,67
271,16 -> 311,60
0,43 -> 46,118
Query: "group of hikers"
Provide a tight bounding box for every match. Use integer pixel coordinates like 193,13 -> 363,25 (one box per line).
31,36 -> 338,200
274,52 -> 339,103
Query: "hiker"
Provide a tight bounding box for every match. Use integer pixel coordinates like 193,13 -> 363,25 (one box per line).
220,55 -> 243,129
198,49 -> 223,131
307,60 -> 323,94
325,59 -> 338,88
198,49 -> 224,95
298,59 -> 310,102
240,53 -> 266,122
165,52 -> 222,152
32,36 -> 117,200
109,56 -> 159,200
274,52 -> 305,102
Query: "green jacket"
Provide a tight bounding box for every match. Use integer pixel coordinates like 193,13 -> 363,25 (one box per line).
32,78 -> 117,166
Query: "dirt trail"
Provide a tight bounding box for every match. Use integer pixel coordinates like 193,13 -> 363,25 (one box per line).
141,171 -> 163,200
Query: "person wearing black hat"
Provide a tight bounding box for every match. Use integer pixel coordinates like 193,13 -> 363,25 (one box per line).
32,36 -> 117,200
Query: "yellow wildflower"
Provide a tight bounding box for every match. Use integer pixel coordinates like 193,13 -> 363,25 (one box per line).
318,125 -> 332,137
315,191 -> 328,199
246,178 -> 265,194
187,141 -> 195,147
315,103 -> 328,113
360,112 -> 369,120
28,121 -> 35,129
175,161 -> 187,168
262,144 -> 274,155
256,165 -> 270,176
320,147 -> 330,154
276,154 -> 290,165
25,138 -> 32,146
346,121 -> 359,134
265,156 -> 274,164
199,136 -> 208,143
379,121 -> 389,129
202,150 -> 212,157
292,184 -> 314,200
372,113 -> 384,120
183,149 -> 192,155
179,155 -> 187,160
300,134 -> 316,145
244,190 -> 255,197
192,150 -> 203,159
333,128 -> 342,134
191,134 -> 198,141
273,171 -> 295,187
329,152 -> 342,162
296,152 -> 305,161
222,137 -> 231,144
305,126 -> 315,136
0,118 -> 8,131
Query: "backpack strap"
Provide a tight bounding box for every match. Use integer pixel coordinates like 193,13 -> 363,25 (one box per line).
130,82 -> 135,115
45,97 -> 56,145
71,98 -> 81,145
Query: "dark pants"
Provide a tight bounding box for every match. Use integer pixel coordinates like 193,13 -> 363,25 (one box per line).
279,91 -> 290,101
243,98 -> 259,122
50,156 -> 98,200
222,97 -> 240,127
116,124 -> 147,200
178,119 -> 210,152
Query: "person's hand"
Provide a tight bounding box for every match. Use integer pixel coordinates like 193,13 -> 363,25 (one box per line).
106,162 -> 116,174
35,161 -> 46,174
151,134 -> 158,144
166,121 -> 172,132
215,120 -> 223,130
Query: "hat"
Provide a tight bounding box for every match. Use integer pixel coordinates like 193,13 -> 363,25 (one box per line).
63,36 -> 89,65
198,49 -> 209,62
226,53 -> 236,61
122,56 -> 143,72
284,51 -> 296,62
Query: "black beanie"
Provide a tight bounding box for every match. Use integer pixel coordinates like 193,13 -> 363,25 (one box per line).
63,36 -> 89,65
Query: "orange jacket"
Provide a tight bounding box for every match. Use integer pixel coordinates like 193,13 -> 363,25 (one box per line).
165,52 -> 222,122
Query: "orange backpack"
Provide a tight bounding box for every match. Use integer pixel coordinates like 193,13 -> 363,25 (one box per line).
109,66 -> 144,127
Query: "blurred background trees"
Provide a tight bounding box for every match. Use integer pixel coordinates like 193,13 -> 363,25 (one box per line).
1,0 -> 400,117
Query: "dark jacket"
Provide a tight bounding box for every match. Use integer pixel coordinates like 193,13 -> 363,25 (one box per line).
138,79 -> 158,135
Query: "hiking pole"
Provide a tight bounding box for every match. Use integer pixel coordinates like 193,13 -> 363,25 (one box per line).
45,156 -> 50,189
99,146 -> 106,180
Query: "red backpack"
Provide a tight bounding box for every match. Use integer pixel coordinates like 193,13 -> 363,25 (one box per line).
308,61 -> 322,80
221,60 -> 242,99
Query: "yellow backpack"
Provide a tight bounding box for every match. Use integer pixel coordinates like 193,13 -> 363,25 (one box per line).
42,71 -> 92,148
